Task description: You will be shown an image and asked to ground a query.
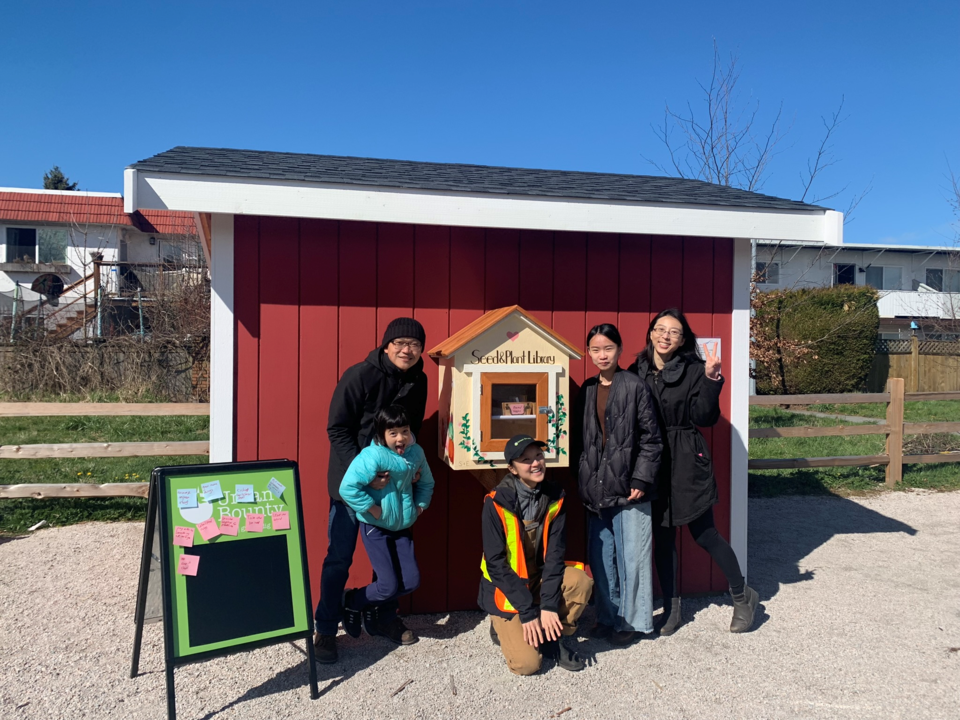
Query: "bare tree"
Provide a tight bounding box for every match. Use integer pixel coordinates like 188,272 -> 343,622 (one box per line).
645,40 -> 869,221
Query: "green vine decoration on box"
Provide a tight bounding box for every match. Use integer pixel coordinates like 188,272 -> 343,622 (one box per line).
549,393 -> 567,456
458,414 -> 495,467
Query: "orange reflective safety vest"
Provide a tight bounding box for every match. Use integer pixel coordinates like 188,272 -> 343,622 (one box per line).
479,490 -> 585,614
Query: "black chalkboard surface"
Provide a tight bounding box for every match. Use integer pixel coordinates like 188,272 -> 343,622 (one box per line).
130,460 -> 318,720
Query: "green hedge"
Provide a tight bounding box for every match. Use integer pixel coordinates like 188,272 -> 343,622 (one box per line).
755,284 -> 879,395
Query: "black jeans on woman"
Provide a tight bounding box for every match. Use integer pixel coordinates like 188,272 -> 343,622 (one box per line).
653,507 -> 745,599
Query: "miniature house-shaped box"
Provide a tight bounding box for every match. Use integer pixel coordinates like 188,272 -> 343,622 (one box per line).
429,306 -> 583,471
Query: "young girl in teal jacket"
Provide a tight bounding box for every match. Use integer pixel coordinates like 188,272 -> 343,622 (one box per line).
338,404 -> 435,643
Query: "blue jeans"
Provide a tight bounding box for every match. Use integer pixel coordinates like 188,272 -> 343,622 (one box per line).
314,499 -> 399,635
588,503 -> 654,633
346,524 -> 420,609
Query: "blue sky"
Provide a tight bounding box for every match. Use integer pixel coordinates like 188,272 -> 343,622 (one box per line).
1,1 -> 957,247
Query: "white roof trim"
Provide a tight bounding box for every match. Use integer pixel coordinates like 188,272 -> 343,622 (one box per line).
124,168 -> 843,243
757,239 -> 957,253
0,187 -> 122,198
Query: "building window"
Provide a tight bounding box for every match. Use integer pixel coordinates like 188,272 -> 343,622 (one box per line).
833,263 -> 856,286
755,261 -> 779,285
925,268 -> 960,292
6,228 -> 37,262
479,372 -> 549,453
4,227 -> 67,263
865,266 -> 902,290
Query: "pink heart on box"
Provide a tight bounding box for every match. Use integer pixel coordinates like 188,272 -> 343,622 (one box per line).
506,331 -> 519,341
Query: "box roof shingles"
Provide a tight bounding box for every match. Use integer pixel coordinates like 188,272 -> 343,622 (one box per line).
130,146 -> 823,212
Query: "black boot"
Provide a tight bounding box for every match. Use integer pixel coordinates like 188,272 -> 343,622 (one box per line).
730,586 -> 759,633
658,598 -> 682,636
489,622 -> 500,646
542,638 -> 584,672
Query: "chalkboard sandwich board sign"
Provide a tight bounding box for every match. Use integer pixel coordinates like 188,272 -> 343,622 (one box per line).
130,460 -> 318,719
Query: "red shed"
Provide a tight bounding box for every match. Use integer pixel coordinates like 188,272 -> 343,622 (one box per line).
124,147 -> 842,612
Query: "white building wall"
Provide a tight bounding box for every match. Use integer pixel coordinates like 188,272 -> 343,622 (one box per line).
754,244 -> 960,293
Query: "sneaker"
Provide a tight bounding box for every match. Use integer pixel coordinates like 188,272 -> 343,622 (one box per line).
341,592 -> 362,638
610,630 -> 636,646
313,632 -> 338,664
378,616 -> 418,645
362,606 -> 381,637
589,622 -> 613,640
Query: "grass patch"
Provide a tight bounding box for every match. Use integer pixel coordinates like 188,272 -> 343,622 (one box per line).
0,414 -> 208,534
749,406 -> 960,497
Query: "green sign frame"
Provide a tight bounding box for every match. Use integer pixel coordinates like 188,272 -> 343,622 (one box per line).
131,459 -> 318,719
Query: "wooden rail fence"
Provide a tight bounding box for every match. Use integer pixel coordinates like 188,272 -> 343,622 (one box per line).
2,384 -> 959,499
748,379 -> 960,486
0,403 -> 208,500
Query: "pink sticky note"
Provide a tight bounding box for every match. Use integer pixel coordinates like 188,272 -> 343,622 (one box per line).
220,516 -> 240,536
177,553 -> 199,576
196,518 -> 220,541
244,513 -> 264,533
173,526 -> 194,547
272,511 -> 290,530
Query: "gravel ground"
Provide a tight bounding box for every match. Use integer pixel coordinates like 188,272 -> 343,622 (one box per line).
1,491 -> 958,720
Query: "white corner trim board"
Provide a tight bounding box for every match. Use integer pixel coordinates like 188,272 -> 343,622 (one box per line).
124,168 -> 844,244
729,237 -> 752,579
209,214 -> 234,463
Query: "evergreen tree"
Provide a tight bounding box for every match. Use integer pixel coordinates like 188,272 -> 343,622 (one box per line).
43,166 -> 78,191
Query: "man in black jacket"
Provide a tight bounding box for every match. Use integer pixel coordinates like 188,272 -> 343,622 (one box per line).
314,318 -> 428,663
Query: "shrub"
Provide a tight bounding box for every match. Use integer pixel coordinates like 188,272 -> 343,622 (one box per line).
754,284 -> 879,395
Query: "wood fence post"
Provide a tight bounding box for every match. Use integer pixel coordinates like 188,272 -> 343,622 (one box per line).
910,335 -> 920,393
885,377 -> 904,486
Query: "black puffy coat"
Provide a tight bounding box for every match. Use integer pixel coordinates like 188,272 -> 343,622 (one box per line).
326,347 -> 427,502
575,368 -> 662,514
629,354 -> 724,527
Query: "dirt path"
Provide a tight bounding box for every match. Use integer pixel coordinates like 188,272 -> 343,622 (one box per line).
1,491 -> 957,719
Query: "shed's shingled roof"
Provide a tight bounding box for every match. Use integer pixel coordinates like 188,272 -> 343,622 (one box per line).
130,146 -> 824,212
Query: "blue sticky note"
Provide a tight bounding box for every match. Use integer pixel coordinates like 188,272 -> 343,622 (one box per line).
235,484 -> 255,503
201,480 -> 224,502
177,489 -> 198,509
267,477 -> 286,499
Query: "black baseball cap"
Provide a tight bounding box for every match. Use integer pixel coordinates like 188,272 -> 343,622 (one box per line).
504,434 -> 548,464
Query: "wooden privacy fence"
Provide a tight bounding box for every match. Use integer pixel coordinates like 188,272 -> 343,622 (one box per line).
0,403 -> 208,500
749,378 -> 960,486
867,337 -> 960,393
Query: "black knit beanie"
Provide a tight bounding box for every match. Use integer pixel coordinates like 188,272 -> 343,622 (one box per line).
381,317 -> 426,348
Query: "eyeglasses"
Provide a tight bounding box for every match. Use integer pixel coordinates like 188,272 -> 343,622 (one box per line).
391,340 -> 423,351
512,455 -> 543,465
652,326 -> 683,339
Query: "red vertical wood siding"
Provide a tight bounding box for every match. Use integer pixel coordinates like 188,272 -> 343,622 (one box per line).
233,216 -> 260,461
298,219 -> 340,602
234,219 -> 734,612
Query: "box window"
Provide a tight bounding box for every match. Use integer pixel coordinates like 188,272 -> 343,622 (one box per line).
755,261 -> 779,285
865,266 -> 902,290
480,372 -> 549,452
833,263 -> 856,286
4,227 -> 67,263
6,228 -> 37,262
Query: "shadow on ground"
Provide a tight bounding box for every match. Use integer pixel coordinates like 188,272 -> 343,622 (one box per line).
748,494 -> 917,603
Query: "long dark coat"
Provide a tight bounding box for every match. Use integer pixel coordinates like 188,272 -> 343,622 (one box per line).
574,368 -> 662,514
629,354 -> 724,527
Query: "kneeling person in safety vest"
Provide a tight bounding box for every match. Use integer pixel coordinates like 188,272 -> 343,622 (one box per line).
479,434 -> 594,675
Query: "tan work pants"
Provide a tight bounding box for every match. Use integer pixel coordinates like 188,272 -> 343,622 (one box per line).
490,566 -> 594,676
